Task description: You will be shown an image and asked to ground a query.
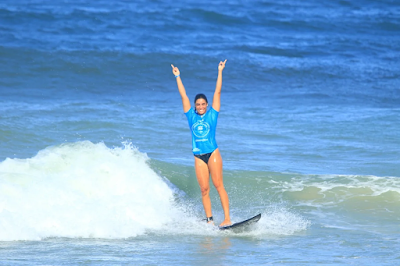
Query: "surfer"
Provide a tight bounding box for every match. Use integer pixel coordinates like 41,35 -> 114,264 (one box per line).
171,60 -> 231,227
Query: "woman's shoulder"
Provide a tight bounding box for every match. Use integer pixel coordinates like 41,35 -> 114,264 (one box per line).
209,107 -> 219,114
185,107 -> 194,114
185,107 -> 196,119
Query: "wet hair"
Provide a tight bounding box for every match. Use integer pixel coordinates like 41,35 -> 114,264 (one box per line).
194,93 -> 208,104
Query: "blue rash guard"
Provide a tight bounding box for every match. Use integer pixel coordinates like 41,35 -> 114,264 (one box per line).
185,107 -> 219,155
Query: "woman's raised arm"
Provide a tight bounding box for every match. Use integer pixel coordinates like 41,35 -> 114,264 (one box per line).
171,64 -> 191,113
212,59 -> 227,112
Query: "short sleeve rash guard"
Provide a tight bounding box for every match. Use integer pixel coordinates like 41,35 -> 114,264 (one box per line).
185,107 -> 219,155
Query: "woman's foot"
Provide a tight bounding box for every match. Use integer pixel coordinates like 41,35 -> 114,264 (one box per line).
219,219 -> 231,227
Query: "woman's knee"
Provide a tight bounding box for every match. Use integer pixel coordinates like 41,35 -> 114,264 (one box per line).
200,186 -> 210,197
213,182 -> 226,193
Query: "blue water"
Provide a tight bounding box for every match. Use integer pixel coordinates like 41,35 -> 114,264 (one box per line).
1,0 -> 400,265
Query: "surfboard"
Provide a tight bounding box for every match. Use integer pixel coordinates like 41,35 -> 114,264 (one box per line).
219,213 -> 261,232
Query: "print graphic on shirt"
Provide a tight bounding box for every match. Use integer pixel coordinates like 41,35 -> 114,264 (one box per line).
192,120 -> 210,138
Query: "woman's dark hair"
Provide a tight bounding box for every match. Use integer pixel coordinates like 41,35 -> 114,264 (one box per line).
194,93 -> 208,104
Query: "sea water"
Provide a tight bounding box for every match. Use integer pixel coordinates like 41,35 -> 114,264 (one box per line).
1,0 -> 400,265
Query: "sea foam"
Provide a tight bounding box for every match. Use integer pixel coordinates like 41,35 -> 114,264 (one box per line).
0,141 -> 182,241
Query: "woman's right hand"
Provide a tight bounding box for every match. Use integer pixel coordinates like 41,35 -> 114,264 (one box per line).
171,64 -> 180,76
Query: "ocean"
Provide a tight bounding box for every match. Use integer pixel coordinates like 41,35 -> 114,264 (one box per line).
1,0 -> 399,265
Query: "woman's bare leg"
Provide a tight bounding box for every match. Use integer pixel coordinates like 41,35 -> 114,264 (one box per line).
208,148 -> 231,226
194,156 -> 213,222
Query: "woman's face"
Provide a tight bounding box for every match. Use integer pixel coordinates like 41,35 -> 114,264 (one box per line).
195,98 -> 208,115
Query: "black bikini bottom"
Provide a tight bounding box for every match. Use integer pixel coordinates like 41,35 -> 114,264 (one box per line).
194,150 -> 215,165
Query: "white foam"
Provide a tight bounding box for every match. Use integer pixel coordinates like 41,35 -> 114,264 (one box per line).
277,174 -> 400,198
257,207 -> 311,236
0,141 -> 183,241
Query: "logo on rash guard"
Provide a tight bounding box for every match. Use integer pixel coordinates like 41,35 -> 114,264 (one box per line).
192,121 -> 210,138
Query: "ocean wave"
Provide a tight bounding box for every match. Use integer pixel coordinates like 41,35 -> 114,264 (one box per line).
156,161 -> 400,225
0,142 -> 314,240
0,141 -> 183,241
3,141 -> 396,241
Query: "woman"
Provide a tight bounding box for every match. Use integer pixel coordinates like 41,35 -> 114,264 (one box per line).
171,60 -> 231,227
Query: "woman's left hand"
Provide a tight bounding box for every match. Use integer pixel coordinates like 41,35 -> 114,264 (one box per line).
218,59 -> 227,71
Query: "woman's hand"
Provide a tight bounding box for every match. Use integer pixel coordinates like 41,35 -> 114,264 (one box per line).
218,59 -> 227,71
171,64 -> 180,76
